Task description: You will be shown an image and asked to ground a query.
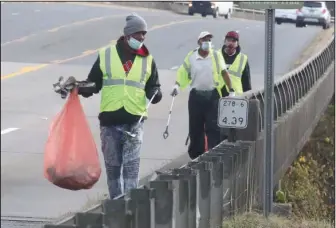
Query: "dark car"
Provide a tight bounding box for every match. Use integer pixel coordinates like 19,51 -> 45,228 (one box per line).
188,1 -> 218,18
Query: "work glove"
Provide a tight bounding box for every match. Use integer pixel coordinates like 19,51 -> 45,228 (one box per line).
77,80 -> 96,98
170,84 -> 179,97
228,89 -> 235,97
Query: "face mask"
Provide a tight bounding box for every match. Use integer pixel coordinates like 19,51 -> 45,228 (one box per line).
128,37 -> 143,50
201,41 -> 211,51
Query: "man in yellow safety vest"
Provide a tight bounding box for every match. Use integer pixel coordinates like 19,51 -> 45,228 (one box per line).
219,31 -> 252,97
77,13 -> 163,199
170,31 -> 234,160
219,30 -> 252,140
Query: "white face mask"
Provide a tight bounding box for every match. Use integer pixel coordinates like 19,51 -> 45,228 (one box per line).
128,37 -> 143,50
201,41 -> 211,51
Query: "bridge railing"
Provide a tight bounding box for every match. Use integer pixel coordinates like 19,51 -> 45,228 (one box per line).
240,37 -> 335,202
169,2 -> 335,22
44,24 -> 335,228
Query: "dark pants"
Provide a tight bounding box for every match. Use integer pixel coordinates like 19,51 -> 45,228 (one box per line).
188,89 -> 221,159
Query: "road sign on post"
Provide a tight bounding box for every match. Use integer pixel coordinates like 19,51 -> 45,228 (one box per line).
217,97 -> 249,129
217,97 -> 249,142
236,1 -> 303,218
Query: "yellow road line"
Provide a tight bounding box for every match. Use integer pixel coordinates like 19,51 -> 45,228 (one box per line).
1,14 -> 126,47
1,64 -> 49,80
1,18 -> 199,80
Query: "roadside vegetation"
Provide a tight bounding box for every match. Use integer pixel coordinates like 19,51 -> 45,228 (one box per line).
222,212 -> 333,228
223,97 -> 335,228
278,97 -> 335,221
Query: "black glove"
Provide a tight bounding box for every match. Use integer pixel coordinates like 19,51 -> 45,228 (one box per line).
77,80 -> 96,98
79,92 -> 93,98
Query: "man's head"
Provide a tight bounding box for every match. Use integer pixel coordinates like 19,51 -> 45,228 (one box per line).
123,13 -> 148,50
197,31 -> 213,52
224,31 -> 239,54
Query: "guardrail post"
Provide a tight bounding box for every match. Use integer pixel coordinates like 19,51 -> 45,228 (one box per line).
158,173 -> 189,228
187,161 -> 211,228
172,167 -> 197,228
128,188 -> 155,228
149,180 -> 174,228
210,143 -> 241,217
238,142 -> 255,212
237,99 -> 261,141
200,154 -> 224,228
75,212 -> 102,227
102,199 -> 128,228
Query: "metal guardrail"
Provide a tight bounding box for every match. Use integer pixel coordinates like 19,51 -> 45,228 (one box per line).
44,29 -> 335,227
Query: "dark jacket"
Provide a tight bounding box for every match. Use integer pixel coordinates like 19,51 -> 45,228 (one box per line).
79,36 -> 162,126
220,45 -> 252,96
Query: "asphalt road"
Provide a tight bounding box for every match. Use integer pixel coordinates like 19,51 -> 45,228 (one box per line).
1,2 -> 322,225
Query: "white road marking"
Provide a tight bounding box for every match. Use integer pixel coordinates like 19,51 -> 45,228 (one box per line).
1,128 -> 19,135
170,66 -> 179,70
11,13 -> 19,16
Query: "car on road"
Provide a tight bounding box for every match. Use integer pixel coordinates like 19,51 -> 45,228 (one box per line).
188,1 -> 233,19
296,1 -> 331,29
275,9 -> 298,24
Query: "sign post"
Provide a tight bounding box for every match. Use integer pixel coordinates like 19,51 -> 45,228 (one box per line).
237,1 -> 304,218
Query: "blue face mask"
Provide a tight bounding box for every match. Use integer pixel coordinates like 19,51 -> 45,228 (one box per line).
201,41 -> 211,51
128,37 -> 143,50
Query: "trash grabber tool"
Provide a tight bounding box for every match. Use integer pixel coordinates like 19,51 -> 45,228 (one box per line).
53,76 -> 96,99
163,95 -> 176,139
117,90 -> 159,138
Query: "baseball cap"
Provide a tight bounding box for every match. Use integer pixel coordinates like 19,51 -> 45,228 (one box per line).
198,31 -> 213,40
225,31 -> 239,41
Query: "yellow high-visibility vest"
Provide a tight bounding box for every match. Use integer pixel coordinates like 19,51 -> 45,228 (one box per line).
99,45 -> 153,116
175,49 -> 224,97
221,52 -> 248,95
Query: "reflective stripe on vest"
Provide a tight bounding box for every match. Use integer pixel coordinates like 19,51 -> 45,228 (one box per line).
99,45 -> 152,115
227,53 -> 247,78
102,47 -> 148,89
182,50 -> 221,87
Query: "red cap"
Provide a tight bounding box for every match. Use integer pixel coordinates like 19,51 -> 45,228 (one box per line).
225,31 -> 239,41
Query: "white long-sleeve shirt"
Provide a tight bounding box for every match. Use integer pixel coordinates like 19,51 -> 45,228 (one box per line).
188,49 -> 226,91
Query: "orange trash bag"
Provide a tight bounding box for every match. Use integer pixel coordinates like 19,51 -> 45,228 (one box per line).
43,89 -> 101,190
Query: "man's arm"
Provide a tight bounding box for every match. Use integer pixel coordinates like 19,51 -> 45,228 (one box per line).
78,55 -> 103,97
145,59 -> 162,104
241,60 -> 252,92
218,52 -> 232,90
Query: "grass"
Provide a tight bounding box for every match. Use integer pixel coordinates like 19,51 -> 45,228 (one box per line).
222,212 -> 334,228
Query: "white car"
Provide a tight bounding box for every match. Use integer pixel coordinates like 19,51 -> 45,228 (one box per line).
296,1 -> 331,29
275,9 -> 298,24
215,2 -> 233,19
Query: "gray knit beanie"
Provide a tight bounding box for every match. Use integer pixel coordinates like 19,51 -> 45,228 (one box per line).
123,13 -> 148,36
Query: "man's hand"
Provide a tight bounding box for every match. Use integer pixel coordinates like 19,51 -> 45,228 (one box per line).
170,84 -> 179,96
229,88 -> 235,97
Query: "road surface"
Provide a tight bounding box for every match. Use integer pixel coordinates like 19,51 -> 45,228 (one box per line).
1,2 -> 322,226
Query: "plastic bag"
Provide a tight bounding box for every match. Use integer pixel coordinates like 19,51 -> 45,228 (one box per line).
44,89 -> 101,190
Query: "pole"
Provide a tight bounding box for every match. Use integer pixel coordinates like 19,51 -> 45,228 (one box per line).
263,8 -> 275,217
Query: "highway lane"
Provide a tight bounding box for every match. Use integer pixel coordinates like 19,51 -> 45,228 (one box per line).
1,2 -> 172,45
1,2 -> 322,222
